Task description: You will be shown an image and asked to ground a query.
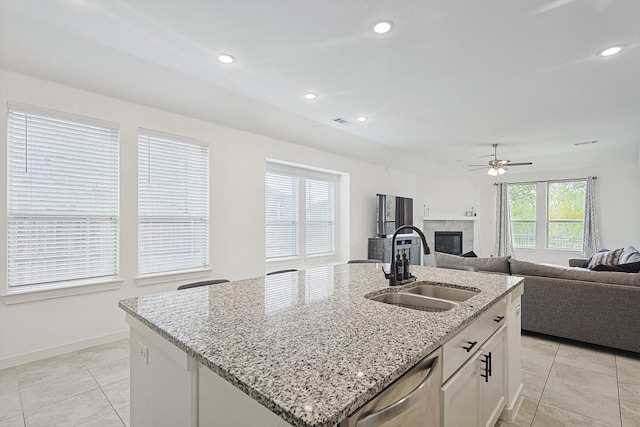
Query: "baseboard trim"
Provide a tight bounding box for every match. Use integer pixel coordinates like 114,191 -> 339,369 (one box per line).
0,330 -> 130,370
502,383 -> 524,422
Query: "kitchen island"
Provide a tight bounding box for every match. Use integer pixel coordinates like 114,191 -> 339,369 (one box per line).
119,263 -> 524,427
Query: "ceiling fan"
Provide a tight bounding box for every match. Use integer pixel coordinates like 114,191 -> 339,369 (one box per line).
468,144 -> 533,176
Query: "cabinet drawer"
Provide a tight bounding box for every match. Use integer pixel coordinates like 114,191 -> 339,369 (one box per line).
442,298 -> 506,382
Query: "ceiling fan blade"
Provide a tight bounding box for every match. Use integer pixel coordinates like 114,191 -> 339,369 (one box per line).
468,167 -> 488,171
496,160 -> 510,166
467,164 -> 488,167
506,162 -> 533,166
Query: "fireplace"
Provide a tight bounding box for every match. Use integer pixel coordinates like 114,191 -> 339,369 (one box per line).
434,231 -> 463,255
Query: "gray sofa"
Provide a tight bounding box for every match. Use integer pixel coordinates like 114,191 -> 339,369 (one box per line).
434,252 -> 640,353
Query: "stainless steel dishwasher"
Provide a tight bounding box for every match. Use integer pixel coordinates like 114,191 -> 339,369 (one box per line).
340,347 -> 442,427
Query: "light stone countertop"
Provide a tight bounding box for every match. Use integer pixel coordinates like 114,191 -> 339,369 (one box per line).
119,263 -> 524,427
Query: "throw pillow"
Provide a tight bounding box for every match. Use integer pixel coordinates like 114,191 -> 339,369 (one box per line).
592,261 -> 640,273
619,246 -> 640,264
586,248 -> 609,267
588,248 -> 623,269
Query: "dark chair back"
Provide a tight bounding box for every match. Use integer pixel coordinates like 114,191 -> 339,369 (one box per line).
266,269 -> 298,276
177,279 -> 230,290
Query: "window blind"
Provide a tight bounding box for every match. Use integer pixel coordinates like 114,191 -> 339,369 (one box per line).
265,172 -> 299,259
138,132 -> 209,275
305,179 -> 335,255
7,105 -> 120,289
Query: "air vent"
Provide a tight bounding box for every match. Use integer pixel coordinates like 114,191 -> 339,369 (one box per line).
574,140 -> 599,146
333,118 -> 350,124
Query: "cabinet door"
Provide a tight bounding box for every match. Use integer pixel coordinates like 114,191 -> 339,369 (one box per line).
441,351 -> 481,427
481,326 -> 507,427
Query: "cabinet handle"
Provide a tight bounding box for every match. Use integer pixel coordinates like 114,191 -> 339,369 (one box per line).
494,316 -> 505,323
462,341 -> 477,352
480,352 -> 492,382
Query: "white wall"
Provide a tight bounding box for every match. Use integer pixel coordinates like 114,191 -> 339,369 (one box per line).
0,70 -> 417,366
416,164 -> 486,259
478,156 -> 640,265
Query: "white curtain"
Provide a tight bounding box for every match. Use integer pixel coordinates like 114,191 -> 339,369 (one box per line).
581,176 -> 601,257
495,183 -> 514,257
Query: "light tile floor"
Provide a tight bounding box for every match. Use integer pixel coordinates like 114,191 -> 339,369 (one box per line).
499,332 -> 640,427
1,333 -> 638,427
0,339 -> 130,427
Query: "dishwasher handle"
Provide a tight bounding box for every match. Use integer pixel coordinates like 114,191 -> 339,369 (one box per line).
356,355 -> 440,427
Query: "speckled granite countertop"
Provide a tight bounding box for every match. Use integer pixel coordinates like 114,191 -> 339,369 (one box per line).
119,264 -> 524,427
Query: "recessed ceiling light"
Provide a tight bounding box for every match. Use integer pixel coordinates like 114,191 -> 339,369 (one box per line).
356,116 -> 368,122
304,93 -> 318,100
217,54 -> 235,64
598,46 -> 623,57
371,20 -> 394,34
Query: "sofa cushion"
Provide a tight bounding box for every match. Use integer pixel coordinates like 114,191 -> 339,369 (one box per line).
434,251 -> 511,274
509,258 -> 640,287
619,246 -> 640,264
588,248 -> 623,269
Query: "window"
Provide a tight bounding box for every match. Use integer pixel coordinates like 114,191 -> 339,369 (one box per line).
138,131 -> 209,275
7,104 -> 119,290
508,183 -> 537,248
547,181 -> 586,250
265,163 -> 337,263
508,180 -> 586,251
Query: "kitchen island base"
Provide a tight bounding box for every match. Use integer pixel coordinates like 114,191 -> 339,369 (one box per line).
120,264 -> 525,427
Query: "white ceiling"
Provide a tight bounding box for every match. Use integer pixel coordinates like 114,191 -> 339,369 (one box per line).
1,0 -> 639,173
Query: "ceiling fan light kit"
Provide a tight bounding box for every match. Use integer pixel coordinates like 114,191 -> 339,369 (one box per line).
469,144 -> 532,176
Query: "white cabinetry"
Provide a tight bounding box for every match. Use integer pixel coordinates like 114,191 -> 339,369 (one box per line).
126,315 -> 199,427
442,326 -> 506,427
199,366 -> 294,427
440,294 -> 509,427
481,326 -> 506,427
441,348 -> 482,427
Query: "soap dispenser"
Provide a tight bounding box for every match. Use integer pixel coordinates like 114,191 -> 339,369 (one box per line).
395,251 -> 404,280
402,250 -> 410,280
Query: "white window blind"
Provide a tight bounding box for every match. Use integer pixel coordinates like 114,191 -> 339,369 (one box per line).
266,163 -> 338,263
265,172 -> 299,259
138,131 -> 209,275
7,105 -> 120,289
306,179 -> 335,255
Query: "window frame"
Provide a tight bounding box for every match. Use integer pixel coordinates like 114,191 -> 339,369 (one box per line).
508,179 -> 586,253
265,161 -> 340,268
545,180 -> 586,251
4,102 -> 121,302
508,183 -> 538,249
136,129 -> 210,279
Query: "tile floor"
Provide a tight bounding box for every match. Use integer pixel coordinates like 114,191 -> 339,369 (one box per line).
499,332 -> 640,427
0,333 -> 638,427
0,339 -> 130,427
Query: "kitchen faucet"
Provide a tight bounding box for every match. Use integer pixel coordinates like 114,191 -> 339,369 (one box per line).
383,225 -> 431,286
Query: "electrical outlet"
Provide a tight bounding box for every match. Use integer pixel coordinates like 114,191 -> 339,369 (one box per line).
139,342 -> 149,365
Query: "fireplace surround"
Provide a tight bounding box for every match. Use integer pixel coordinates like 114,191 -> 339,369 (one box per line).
423,218 -> 477,265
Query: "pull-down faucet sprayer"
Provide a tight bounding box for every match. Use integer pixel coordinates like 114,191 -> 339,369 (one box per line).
383,225 -> 430,286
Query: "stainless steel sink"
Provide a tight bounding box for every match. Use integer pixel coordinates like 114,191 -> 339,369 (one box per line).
368,292 -> 458,312
402,285 -> 478,302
